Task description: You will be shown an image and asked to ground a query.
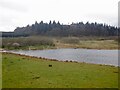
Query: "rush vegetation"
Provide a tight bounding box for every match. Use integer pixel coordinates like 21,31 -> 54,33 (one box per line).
1,36 -> 118,50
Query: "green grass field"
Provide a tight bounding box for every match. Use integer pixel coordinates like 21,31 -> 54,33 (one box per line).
2,53 -> 119,88
0,52 -> 2,88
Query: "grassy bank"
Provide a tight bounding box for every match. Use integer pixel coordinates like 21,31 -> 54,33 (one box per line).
2,53 -> 119,88
1,36 -> 118,50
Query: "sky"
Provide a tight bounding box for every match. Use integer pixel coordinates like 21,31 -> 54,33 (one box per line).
0,0 -> 119,32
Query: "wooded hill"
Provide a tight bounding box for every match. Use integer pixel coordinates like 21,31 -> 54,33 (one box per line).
2,21 -> 119,37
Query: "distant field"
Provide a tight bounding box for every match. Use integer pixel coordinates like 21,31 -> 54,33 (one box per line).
1,36 -> 118,50
2,53 -> 118,88
55,38 -> 118,49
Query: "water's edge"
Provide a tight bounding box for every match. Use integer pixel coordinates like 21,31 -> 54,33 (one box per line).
2,48 -> 118,67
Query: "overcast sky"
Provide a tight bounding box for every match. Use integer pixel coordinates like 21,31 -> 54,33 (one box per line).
0,0 -> 119,32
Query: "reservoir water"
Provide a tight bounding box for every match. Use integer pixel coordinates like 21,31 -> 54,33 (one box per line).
10,48 -> 118,66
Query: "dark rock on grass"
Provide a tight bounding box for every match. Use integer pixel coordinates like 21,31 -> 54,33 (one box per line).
49,64 -> 52,67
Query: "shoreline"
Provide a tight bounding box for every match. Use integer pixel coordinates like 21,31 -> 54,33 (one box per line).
2,51 -> 119,67
1,46 -> 119,51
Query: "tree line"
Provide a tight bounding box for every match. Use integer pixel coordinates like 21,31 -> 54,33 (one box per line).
1,20 -> 119,37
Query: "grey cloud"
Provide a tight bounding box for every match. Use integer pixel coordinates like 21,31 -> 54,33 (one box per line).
118,1 -> 120,27
85,14 -> 118,27
0,0 -> 28,12
0,16 -> 14,26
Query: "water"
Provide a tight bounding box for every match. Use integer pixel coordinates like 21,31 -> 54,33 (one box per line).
10,48 -> 118,66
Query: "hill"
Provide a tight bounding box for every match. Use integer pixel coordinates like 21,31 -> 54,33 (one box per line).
1,21 -> 119,37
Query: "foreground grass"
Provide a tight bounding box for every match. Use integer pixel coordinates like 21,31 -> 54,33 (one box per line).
0,53 -> 2,88
2,53 -> 118,88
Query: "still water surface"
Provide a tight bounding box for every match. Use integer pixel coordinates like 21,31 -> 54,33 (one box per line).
11,48 -> 118,66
